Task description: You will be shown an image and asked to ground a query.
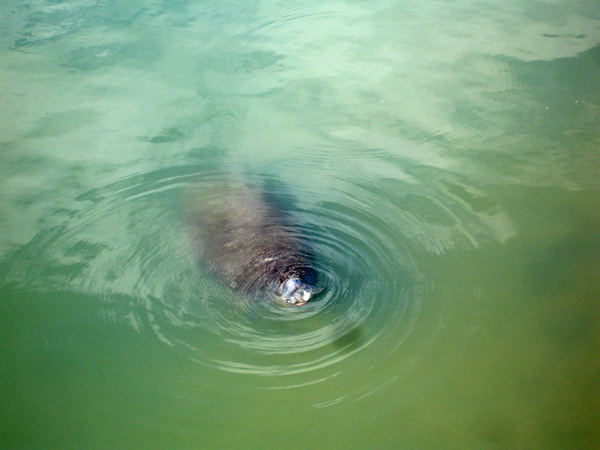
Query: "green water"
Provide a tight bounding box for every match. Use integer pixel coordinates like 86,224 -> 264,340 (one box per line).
1,1 -> 599,449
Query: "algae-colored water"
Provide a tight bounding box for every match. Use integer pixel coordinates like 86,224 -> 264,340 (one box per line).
1,1 -> 599,449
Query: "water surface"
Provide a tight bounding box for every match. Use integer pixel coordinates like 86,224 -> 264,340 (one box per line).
1,1 -> 599,449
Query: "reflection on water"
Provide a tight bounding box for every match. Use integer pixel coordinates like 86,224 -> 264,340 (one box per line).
0,0 -> 599,449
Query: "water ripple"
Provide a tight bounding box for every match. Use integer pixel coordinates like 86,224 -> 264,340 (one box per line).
1,148 -> 506,401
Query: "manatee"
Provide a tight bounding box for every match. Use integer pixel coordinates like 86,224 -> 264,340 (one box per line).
187,181 -> 316,305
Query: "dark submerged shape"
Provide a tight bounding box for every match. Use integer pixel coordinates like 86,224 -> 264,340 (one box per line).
188,181 -> 316,305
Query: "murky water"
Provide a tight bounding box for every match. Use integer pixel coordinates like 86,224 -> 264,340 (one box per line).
1,1 -> 599,449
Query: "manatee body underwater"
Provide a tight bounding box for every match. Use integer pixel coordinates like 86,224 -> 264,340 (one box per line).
187,181 -> 317,305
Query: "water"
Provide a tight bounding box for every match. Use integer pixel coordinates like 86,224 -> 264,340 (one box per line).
1,0 -> 599,449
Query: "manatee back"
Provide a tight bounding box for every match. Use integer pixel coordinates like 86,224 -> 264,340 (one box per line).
187,181 -> 313,294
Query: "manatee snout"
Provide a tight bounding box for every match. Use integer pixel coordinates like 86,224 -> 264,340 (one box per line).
279,278 -> 316,305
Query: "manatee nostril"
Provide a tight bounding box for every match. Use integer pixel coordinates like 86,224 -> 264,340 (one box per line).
281,278 -> 300,298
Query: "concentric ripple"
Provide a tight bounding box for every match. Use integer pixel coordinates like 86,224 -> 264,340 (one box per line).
1,149 -> 504,400
131,164 -> 428,388
179,179 -> 424,376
